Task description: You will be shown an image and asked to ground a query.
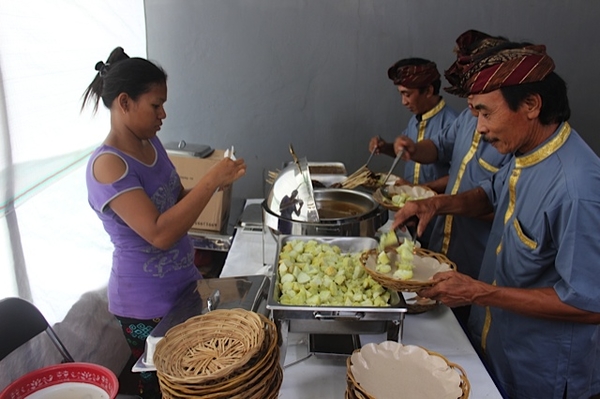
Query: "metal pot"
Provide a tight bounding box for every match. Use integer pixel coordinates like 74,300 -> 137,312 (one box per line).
262,188 -> 388,237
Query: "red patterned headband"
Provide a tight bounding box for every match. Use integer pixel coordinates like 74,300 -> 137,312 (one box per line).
388,62 -> 441,88
444,30 -> 509,97
463,44 -> 555,95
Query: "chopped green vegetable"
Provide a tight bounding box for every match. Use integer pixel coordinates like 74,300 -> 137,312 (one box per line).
277,239 -> 392,307
378,230 -> 398,251
375,239 -> 416,281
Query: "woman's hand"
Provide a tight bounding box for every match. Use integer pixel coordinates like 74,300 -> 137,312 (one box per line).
209,157 -> 247,190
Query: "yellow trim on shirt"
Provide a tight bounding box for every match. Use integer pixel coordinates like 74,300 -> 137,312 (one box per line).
513,218 -> 538,249
515,123 -> 571,169
503,169 -> 521,225
497,123 -> 571,254
481,281 -> 496,352
422,98 -> 447,120
413,120 -> 427,185
412,99 -> 447,185
441,130 -> 481,254
478,157 -> 499,173
483,127 -> 571,354
496,168 -> 521,254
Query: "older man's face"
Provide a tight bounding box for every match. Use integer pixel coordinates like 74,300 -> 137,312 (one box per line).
472,90 -> 533,154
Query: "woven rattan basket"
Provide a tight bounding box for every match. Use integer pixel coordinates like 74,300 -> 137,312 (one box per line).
372,185 -> 436,212
346,346 -> 470,399
404,294 -> 439,314
360,247 -> 457,292
154,309 -> 282,399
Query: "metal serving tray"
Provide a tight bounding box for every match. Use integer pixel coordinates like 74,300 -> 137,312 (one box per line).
267,235 -> 407,365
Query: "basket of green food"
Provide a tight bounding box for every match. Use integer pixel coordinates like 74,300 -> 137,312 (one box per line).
360,230 -> 457,292
373,185 -> 436,211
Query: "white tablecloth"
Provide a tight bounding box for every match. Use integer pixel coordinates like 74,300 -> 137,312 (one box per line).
222,200 -> 503,398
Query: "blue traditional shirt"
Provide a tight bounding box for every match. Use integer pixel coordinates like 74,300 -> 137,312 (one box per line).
401,98 -> 457,248
428,108 -> 512,278
401,98 -> 457,185
469,122 -> 600,398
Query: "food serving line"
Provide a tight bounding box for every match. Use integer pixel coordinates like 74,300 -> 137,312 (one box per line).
133,198 -> 503,398
220,198 -> 503,399
134,155 -> 503,398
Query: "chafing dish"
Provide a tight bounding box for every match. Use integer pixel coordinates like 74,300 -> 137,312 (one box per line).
266,235 -> 407,366
262,188 -> 388,237
263,160 -> 388,236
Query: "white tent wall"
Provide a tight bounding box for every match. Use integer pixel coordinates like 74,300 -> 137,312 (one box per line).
0,0 -> 146,388
144,0 -> 600,200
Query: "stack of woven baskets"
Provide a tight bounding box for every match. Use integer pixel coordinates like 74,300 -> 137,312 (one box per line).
153,308 -> 282,399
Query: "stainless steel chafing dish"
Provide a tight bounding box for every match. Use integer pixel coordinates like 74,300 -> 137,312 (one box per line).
266,235 -> 407,365
260,159 -> 388,266
262,161 -> 389,237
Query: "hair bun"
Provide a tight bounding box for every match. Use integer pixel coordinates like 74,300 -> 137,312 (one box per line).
95,61 -> 111,76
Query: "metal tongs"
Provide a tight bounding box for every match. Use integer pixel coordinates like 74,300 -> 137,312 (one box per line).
382,148 -> 405,185
394,215 -> 419,247
365,146 -> 376,169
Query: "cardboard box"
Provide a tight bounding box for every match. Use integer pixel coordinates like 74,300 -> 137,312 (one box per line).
168,149 -> 232,233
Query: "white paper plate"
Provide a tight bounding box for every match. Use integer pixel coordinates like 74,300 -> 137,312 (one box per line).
351,341 -> 463,399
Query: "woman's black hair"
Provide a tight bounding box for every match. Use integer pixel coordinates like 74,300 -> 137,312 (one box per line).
81,47 -> 167,113
500,72 -> 571,125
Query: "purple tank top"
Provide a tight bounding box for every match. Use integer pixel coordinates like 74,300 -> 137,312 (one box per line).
86,136 -> 201,319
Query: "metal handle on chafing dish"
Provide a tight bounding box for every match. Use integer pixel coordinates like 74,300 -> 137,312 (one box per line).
313,311 -> 366,320
207,289 -> 221,312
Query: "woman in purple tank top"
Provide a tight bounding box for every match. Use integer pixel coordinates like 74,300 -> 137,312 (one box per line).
81,47 -> 247,398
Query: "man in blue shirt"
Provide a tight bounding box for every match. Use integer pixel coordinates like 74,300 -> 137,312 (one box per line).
392,31 -> 512,328
371,58 -> 458,247
393,41 -> 600,398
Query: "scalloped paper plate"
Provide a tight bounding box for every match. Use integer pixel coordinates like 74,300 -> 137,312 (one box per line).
350,342 -> 463,399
